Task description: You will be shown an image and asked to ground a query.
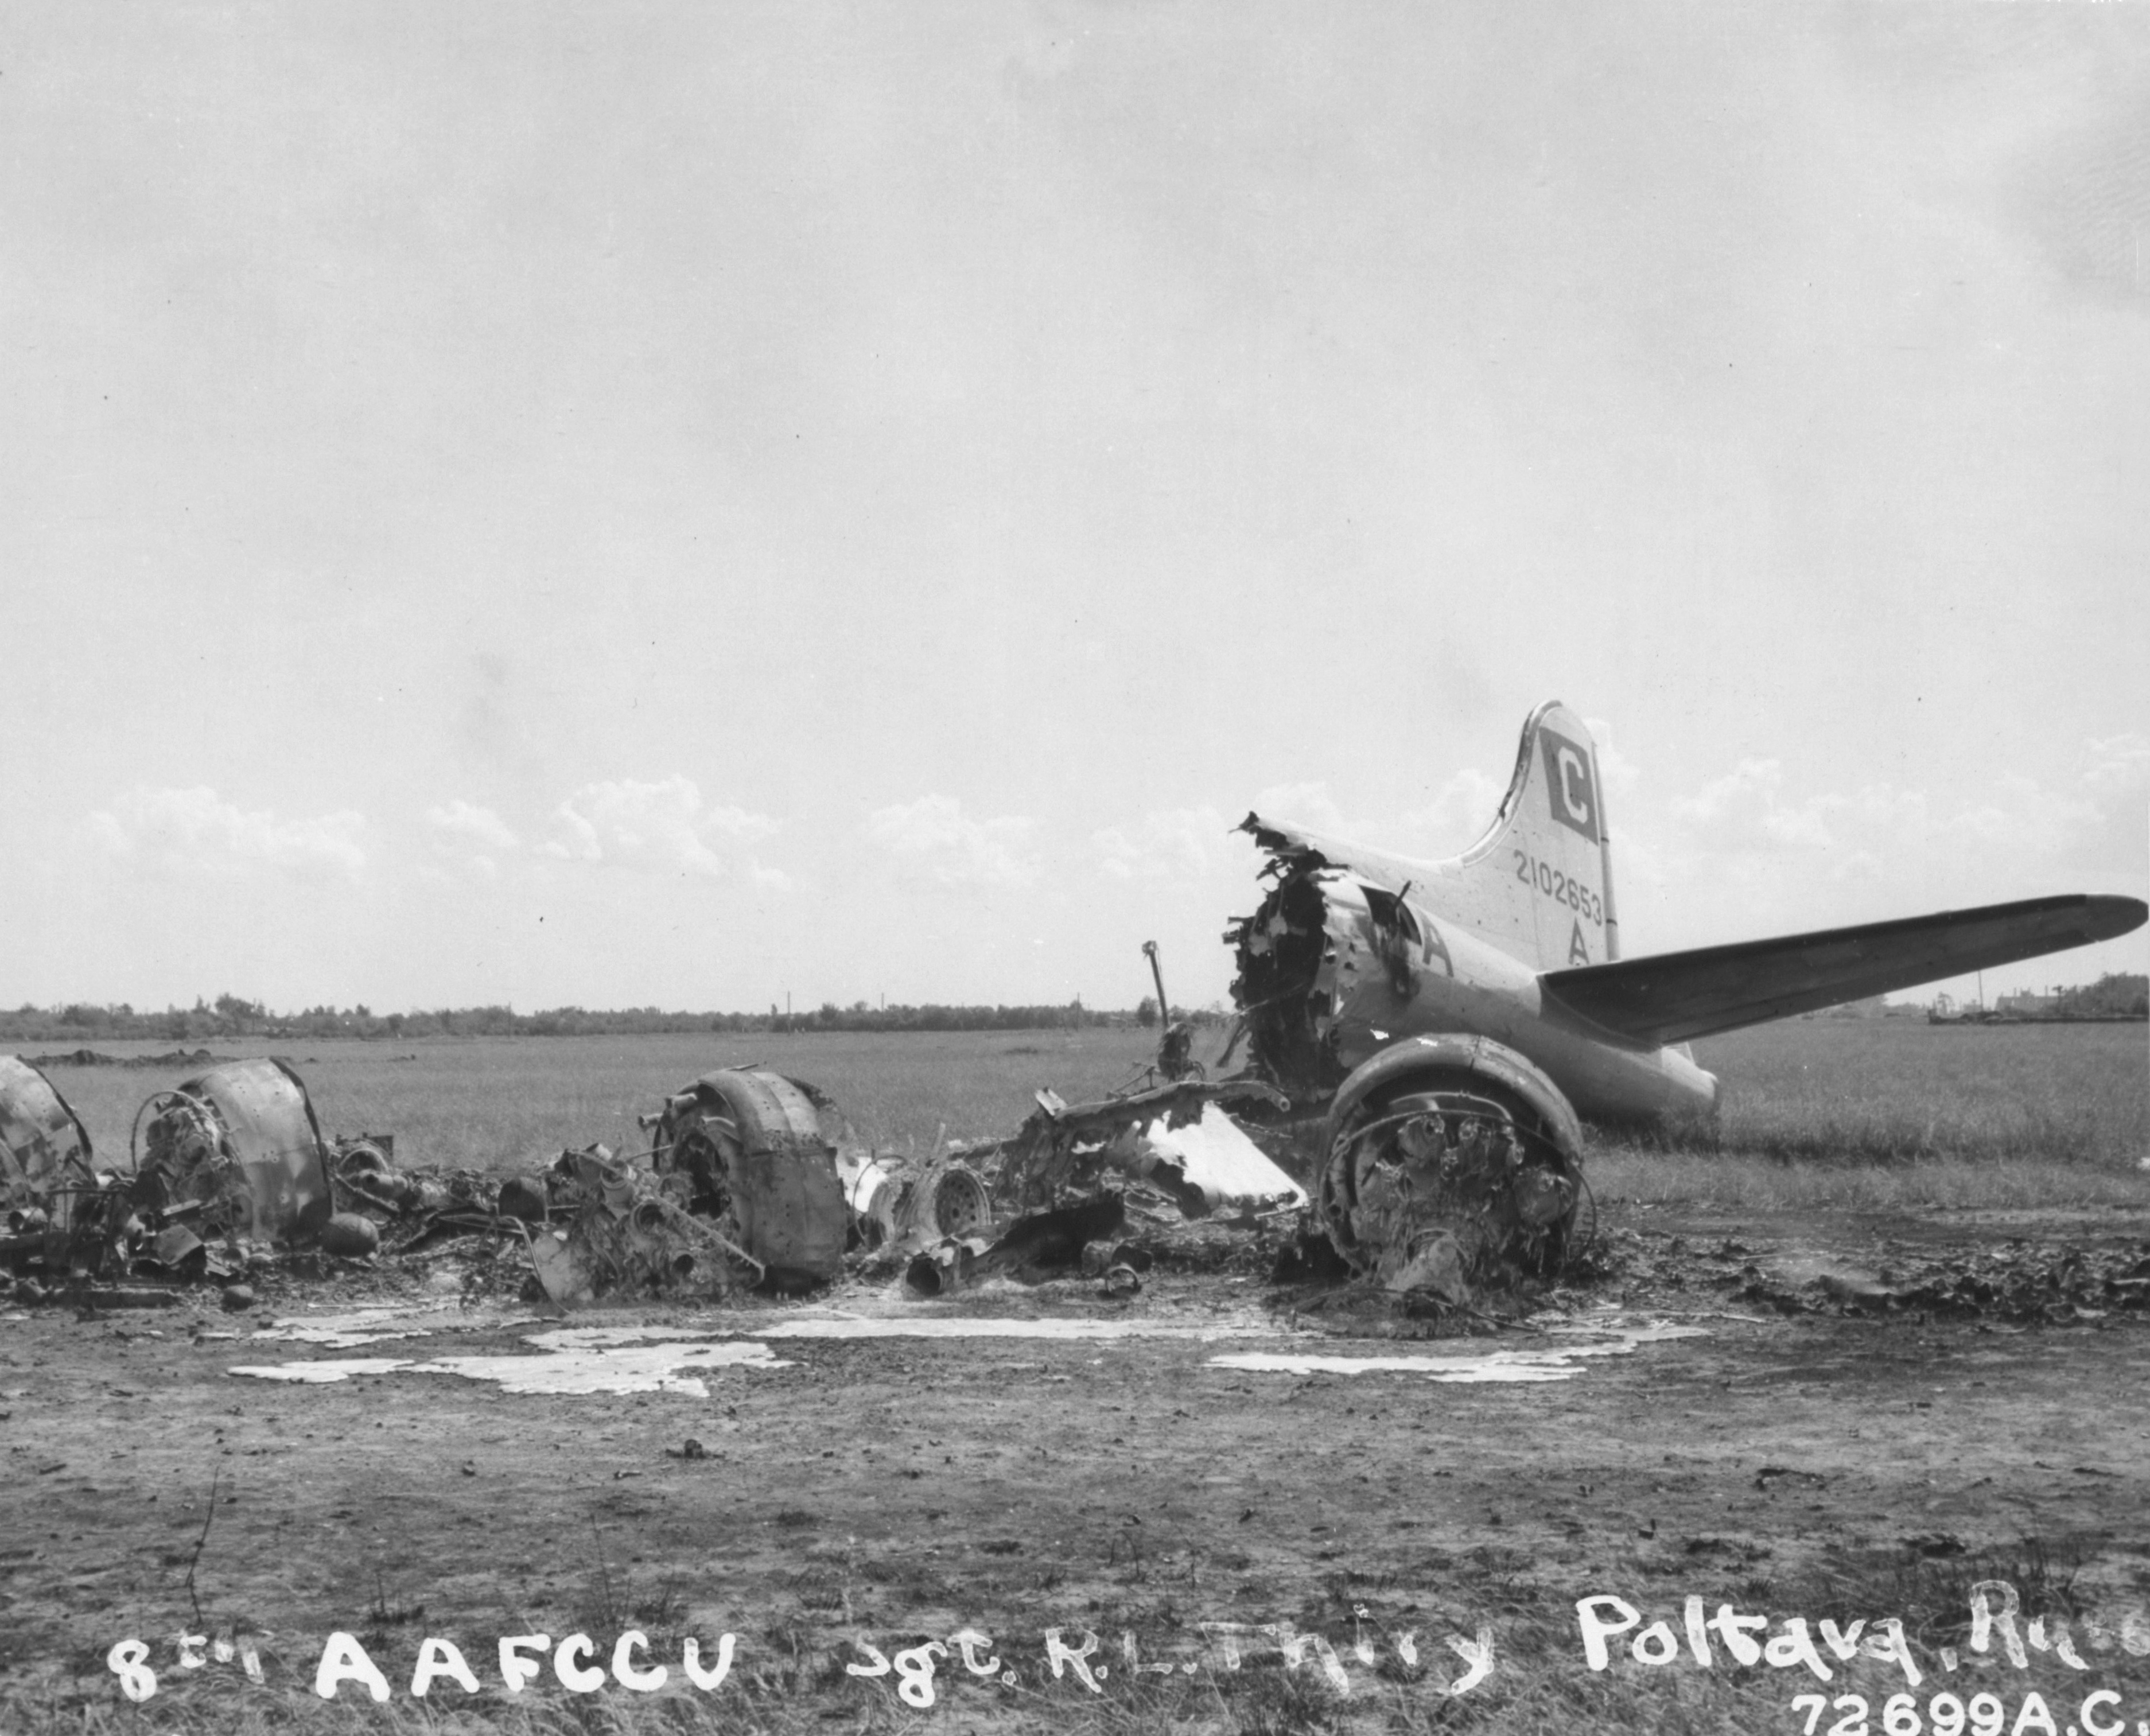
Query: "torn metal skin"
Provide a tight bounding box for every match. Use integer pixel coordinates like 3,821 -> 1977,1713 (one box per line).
983,1078 -> 1289,1218
1,1055 -> 96,1227
646,1068 -> 849,1291
130,1058 -> 335,1248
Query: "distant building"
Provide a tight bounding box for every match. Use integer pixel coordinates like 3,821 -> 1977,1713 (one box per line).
1996,988 -> 2058,1018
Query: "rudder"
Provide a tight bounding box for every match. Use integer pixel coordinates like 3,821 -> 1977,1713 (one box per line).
1445,702 -> 1619,971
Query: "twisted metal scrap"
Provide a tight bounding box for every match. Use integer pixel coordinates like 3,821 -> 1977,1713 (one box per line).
986,1077 -> 1288,1215
527,1147 -> 764,1305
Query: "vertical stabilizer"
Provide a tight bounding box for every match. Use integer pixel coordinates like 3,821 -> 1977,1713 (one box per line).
1452,701 -> 1619,970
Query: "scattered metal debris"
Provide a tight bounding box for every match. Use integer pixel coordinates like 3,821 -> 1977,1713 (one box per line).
495,1175 -> 549,1227
525,1143 -> 764,1306
882,1077 -> 1299,1299
0,1055 -> 481,1303
900,1233 -> 996,1298
983,1079 -> 1291,1217
319,1213 -> 381,1258
1733,1243 -> 2150,1324
902,1193 -> 1128,1295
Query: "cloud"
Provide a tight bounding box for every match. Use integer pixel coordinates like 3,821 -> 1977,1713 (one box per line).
1581,717 -> 1644,802
866,795 -> 1037,886
1093,805 -> 1233,879
542,777 -> 780,879
1612,728 -> 2150,951
426,799 -> 519,853
1396,768 -> 1507,856
1670,757 -> 1784,828
91,788 -> 367,881
423,799 -> 518,882
2082,731 -> 2150,796
1250,773 -> 1514,861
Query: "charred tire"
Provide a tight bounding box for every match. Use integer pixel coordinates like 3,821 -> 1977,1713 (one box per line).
1316,1035 -> 1589,1277
922,1163 -> 992,1240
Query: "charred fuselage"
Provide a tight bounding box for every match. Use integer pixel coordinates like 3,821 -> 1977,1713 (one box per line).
1229,830 -> 1720,1127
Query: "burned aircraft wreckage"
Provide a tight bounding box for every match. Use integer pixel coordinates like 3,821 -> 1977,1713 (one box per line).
1,1050 -> 1313,1312
0,1018 -> 1583,1314
5,700 -> 2141,1314
2,1056 -> 379,1300
1220,698 -> 2145,1296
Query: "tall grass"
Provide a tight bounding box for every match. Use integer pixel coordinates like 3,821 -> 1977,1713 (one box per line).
1689,1019 -> 2144,1168
1592,1019 -> 2148,1209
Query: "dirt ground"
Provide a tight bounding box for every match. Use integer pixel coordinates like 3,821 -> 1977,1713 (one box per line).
5,1200 -> 2149,1734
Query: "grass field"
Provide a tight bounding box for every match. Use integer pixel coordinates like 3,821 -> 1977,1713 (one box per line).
28,1016 -> 2147,1210
1591,1018 -> 2149,1212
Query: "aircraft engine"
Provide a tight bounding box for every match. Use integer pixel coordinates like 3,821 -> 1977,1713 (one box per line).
646,1068 -> 849,1291
1315,1033 -> 1593,1293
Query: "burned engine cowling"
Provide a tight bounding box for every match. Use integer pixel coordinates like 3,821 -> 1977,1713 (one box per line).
647,1069 -> 847,1290
1316,1034 -> 1591,1298
1,1056 -> 95,1227
132,1058 -> 334,1247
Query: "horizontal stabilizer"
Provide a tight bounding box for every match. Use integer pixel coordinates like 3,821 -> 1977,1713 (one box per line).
1538,894 -> 2148,1047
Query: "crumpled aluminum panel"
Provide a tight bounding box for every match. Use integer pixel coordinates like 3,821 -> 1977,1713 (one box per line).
0,1055 -> 93,1215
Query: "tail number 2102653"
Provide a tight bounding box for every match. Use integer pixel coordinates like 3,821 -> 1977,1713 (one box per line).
1514,852 -> 1602,928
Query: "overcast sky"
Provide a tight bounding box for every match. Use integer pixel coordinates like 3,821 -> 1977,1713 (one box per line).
3,3 -> 2144,1017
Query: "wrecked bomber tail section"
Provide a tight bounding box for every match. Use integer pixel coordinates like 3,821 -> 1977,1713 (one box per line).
1472,699 -> 1620,971
1227,700 -> 1620,1102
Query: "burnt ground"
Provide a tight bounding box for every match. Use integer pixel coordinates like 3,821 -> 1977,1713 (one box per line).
2,1200 -> 2148,1734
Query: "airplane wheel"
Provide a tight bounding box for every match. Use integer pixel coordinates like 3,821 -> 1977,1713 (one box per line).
923,1162 -> 992,1240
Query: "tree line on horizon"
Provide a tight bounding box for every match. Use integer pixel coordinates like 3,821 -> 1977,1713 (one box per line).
0,992 -> 1227,1044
